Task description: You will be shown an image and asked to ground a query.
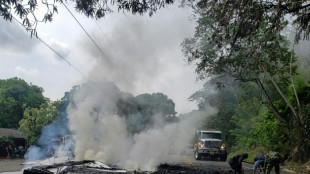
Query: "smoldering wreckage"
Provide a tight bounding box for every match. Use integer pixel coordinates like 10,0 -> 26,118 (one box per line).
21,129 -> 231,173
21,83 -> 229,174
23,158 -> 227,174
22,131 -> 230,174
23,134 -> 231,174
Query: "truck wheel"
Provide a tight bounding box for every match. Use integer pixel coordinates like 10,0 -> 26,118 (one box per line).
194,151 -> 201,160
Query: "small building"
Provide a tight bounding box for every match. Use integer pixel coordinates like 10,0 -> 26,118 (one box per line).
0,128 -> 26,157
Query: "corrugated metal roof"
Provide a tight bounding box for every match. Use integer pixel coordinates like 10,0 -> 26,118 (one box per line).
0,128 -> 25,138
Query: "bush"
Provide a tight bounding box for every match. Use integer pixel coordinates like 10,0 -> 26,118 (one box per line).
0,135 -> 14,148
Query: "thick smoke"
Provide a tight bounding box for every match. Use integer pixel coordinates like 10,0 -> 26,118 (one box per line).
23,2 -> 216,171
24,111 -> 73,162
70,2 -> 199,114
65,81 -> 216,171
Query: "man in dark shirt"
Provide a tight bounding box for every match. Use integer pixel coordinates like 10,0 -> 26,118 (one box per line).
228,153 -> 248,174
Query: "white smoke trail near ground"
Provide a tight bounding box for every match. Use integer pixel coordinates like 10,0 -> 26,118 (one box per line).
120,110 -> 215,171
67,81 -> 217,171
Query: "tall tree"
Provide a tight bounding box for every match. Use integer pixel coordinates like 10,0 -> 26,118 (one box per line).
182,0 -> 310,42
182,0 -> 310,161
0,77 -> 46,128
117,92 -> 177,134
19,101 -> 60,145
182,0 -> 299,123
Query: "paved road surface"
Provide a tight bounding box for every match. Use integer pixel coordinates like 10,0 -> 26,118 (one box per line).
0,158 -> 24,173
169,149 -> 289,174
0,150 -> 290,174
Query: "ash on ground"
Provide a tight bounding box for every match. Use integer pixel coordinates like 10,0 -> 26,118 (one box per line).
154,163 -> 231,174
23,160 -> 232,174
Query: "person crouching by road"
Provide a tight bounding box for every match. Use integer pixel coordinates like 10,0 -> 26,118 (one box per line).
252,154 -> 265,174
264,151 -> 283,174
228,153 -> 248,174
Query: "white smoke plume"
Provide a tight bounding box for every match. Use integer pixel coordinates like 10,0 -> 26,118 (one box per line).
67,81 -> 217,171
23,2 -> 216,170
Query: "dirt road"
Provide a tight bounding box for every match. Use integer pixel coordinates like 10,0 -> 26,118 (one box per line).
0,158 -> 25,173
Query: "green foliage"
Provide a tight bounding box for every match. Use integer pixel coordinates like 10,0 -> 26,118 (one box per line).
252,114 -> 290,153
0,96 -> 17,127
0,135 -> 14,148
230,97 -> 267,149
19,102 -> 59,145
229,147 -> 267,163
189,76 -> 241,151
182,15 -> 295,83
0,77 -> 46,128
183,0 -> 310,162
229,73 -> 310,162
117,92 -> 177,134
1,0 -> 174,37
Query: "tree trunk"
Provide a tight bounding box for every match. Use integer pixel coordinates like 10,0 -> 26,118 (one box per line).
255,78 -> 287,123
262,66 -> 298,118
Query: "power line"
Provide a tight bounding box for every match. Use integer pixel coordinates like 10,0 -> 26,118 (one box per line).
12,16 -> 86,77
62,3 -> 138,95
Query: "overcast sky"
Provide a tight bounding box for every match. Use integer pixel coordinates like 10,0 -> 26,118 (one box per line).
0,1 -> 205,114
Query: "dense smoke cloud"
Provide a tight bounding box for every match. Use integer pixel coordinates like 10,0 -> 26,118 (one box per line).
66,80 -> 216,171
23,3 -> 217,171
70,3 -> 199,114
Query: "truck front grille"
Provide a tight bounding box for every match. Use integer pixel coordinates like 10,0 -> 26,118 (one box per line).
204,141 -> 221,148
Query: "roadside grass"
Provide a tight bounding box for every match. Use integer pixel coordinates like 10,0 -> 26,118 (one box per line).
228,146 -> 267,163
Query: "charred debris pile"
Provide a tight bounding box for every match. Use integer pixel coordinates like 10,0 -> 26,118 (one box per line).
23,161 -> 227,174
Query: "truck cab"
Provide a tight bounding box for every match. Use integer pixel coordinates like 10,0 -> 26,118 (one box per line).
194,130 -> 227,161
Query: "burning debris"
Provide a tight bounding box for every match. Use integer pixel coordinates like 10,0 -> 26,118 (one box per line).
23,160 -> 129,174
154,163 -> 228,174
23,160 -> 230,174
22,82 -> 217,172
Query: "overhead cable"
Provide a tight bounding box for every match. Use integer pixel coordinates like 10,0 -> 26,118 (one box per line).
62,3 -> 138,95
12,15 -> 86,77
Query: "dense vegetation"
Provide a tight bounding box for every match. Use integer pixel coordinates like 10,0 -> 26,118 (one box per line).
189,58 -> 310,161
0,135 -> 14,149
182,0 -> 310,162
0,77 -> 46,128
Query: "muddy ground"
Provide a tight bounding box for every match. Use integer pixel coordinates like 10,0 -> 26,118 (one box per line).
0,158 -> 25,173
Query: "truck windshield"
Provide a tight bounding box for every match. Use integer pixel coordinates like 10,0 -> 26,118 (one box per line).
201,133 -> 221,139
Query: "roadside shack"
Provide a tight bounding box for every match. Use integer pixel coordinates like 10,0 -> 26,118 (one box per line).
0,128 -> 26,157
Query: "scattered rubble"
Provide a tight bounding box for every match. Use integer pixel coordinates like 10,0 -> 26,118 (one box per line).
153,163 -> 228,174
23,160 -> 128,174
23,160 -> 232,174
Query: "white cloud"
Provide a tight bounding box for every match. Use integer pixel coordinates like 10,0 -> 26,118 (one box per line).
14,66 -> 39,76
